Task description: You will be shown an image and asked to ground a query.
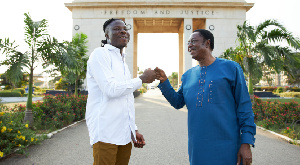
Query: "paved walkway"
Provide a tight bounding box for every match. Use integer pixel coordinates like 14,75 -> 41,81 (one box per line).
0,97 -> 43,103
0,89 -> 300,164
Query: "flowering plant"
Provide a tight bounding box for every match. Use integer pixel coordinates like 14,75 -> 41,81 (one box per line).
281,127 -> 297,139
253,97 -> 300,139
0,94 -> 87,157
0,111 -> 40,158
33,94 -> 87,130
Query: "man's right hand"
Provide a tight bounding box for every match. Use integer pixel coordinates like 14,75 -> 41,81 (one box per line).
154,67 -> 167,83
139,68 -> 156,83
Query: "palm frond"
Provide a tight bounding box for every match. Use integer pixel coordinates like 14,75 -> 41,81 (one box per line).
243,56 -> 262,80
255,19 -> 287,36
24,13 -> 49,47
256,19 -> 300,50
3,51 -> 28,86
237,21 -> 256,44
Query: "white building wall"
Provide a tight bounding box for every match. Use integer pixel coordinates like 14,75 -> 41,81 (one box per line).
72,17 -> 107,57
205,8 -> 246,57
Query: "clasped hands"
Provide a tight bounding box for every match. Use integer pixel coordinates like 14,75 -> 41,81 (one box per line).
139,67 -> 167,83
135,67 -> 166,149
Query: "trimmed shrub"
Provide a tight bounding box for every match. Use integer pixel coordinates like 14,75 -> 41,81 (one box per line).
0,91 -> 22,97
283,86 -> 289,92
261,86 -> 277,92
4,85 -> 11,90
34,86 -> 41,91
33,92 -> 44,95
278,92 -> 300,98
254,87 -> 262,91
13,88 -> 25,95
276,87 -> 284,93
290,87 -> 300,92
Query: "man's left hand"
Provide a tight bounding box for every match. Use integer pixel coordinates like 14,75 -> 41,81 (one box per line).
237,143 -> 252,165
134,130 -> 145,148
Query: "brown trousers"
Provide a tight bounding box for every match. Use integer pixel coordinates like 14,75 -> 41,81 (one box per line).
93,141 -> 132,165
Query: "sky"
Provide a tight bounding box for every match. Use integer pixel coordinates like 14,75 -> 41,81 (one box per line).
0,0 -> 300,77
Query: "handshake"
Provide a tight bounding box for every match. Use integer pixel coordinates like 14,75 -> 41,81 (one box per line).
139,67 -> 168,84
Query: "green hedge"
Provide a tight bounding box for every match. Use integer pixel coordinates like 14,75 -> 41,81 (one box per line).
290,87 -> 300,92
13,88 -> 25,95
276,87 -> 284,93
254,86 -> 277,92
254,87 -> 262,91
254,86 -> 300,92
278,92 -> 300,98
0,91 -> 22,97
261,86 -> 277,92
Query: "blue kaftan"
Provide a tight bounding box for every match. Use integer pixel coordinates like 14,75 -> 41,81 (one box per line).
158,58 -> 256,165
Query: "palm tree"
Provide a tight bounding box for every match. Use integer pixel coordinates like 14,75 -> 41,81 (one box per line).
221,19 -> 300,96
41,33 -> 88,97
0,13 -> 52,127
286,53 -> 300,86
68,33 -> 88,97
0,49 -> 28,90
168,72 -> 178,88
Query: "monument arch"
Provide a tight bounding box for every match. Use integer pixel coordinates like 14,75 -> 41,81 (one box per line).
65,0 -> 253,88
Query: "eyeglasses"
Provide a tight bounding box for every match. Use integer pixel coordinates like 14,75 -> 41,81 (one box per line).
187,39 -> 199,46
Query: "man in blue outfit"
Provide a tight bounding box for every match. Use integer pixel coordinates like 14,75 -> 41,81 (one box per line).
155,29 -> 256,165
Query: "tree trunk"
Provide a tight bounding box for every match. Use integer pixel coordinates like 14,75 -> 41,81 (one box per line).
10,83 -> 15,92
248,75 -> 253,95
74,78 -> 78,97
24,67 -> 34,127
248,73 -> 254,103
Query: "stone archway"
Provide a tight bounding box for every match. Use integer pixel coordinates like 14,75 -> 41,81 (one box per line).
65,0 -> 253,88
132,18 -> 206,84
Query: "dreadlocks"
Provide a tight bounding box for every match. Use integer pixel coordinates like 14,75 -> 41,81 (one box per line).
101,18 -> 123,47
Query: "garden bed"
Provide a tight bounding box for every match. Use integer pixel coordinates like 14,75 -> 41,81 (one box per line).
0,94 -> 87,158
253,97 -> 300,143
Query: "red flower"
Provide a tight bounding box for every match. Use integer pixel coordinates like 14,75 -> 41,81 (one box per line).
286,127 -> 290,130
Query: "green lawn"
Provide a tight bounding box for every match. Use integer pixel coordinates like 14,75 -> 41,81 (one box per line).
260,98 -> 300,104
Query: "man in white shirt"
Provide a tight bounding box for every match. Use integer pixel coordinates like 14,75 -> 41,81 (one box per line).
86,18 -> 156,165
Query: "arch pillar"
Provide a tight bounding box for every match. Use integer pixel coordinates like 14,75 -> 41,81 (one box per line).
133,20 -> 138,78
178,20 -> 184,85
177,18 -> 193,86
125,18 -> 135,78
184,18 -> 193,72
